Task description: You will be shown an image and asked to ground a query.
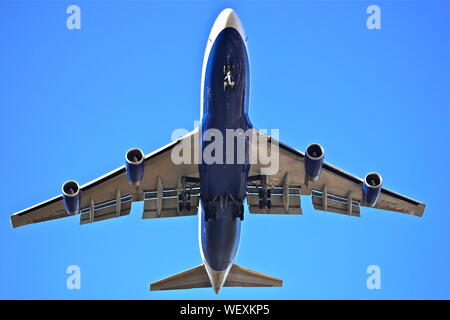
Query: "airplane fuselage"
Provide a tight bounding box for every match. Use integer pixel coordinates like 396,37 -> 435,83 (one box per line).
198,13 -> 251,292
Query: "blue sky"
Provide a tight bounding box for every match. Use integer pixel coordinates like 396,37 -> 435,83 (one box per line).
0,0 -> 448,299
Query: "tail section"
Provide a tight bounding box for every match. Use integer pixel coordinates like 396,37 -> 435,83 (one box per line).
150,264 -> 282,292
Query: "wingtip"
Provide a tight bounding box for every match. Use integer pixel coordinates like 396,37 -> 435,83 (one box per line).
414,203 -> 426,217
10,215 -> 19,229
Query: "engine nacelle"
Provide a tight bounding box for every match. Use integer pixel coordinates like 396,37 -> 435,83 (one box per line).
126,148 -> 145,186
304,143 -> 324,181
363,172 -> 382,207
62,180 -> 81,215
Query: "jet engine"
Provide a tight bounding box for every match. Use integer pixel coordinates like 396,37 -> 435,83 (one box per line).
363,172 -> 382,207
62,180 -> 81,215
126,148 -> 145,186
304,143 -> 324,180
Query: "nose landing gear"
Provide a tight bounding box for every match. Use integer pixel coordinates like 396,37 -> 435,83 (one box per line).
203,193 -> 244,221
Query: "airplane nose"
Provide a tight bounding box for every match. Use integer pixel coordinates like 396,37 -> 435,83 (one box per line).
218,8 -> 240,28
209,8 -> 246,43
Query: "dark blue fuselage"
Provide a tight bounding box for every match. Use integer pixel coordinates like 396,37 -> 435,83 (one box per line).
199,28 -> 251,272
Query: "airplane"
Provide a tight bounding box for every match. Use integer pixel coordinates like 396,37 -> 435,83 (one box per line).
10,8 -> 425,294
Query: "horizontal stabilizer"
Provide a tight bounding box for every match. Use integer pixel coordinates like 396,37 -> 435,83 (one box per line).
224,264 -> 282,288
150,264 -> 282,291
150,265 -> 210,291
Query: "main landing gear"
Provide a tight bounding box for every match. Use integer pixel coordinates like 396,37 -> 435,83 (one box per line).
258,188 -> 272,210
177,176 -> 199,213
248,175 -> 272,210
178,191 -> 191,212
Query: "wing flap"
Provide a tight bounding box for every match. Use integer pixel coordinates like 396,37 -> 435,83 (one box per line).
311,189 -> 361,217
246,172 -> 303,215
246,185 -> 302,215
79,192 -> 132,225
142,177 -> 200,219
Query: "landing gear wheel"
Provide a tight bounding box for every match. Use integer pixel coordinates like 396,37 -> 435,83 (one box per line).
258,190 -> 264,199
258,200 -> 265,209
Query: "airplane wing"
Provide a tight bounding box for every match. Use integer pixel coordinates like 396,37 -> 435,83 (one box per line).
247,130 -> 425,217
11,130 -> 200,228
